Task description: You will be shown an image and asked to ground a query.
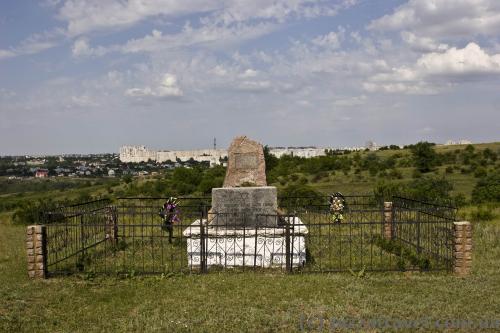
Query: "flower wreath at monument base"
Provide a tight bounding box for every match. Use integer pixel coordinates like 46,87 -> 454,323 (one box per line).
159,197 -> 180,243
329,192 -> 346,224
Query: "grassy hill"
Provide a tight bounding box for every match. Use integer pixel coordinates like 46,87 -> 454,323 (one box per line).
0,142 -> 499,332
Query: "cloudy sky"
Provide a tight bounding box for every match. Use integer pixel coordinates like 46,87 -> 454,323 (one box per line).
1,0 -> 499,155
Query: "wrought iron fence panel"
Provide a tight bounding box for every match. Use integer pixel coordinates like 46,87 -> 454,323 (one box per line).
392,197 -> 455,270
41,196 -> 456,276
44,206 -> 114,274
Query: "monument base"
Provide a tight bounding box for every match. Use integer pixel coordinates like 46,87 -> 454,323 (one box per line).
183,218 -> 308,268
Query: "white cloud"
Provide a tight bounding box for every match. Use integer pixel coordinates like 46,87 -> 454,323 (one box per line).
363,81 -> 438,95
41,0 -> 62,7
312,27 -> 345,49
210,65 -> 229,77
1,0 -> 357,61
0,49 -> 16,60
369,0 -> 500,39
70,94 -> 99,107
334,95 -> 367,107
125,73 -> 183,98
95,22 -> 278,56
0,28 -> 64,60
418,126 -> 434,134
71,38 -> 90,56
417,42 -> 500,76
157,74 -> 183,97
236,80 -> 272,92
401,31 -> 448,53
71,38 -> 107,57
58,0 -> 221,37
240,69 -> 258,78
0,35 -> 59,60
58,0 -> 357,37
0,88 -> 17,99
364,43 -> 500,94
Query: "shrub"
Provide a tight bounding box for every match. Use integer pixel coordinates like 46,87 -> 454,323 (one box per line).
278,184 -> 324,208
470,207 -> 496,222
472,171 -> 500,203
373,176 -> 455,205
12,198 -> 60,225
373,180 -> 403,202
406,176 -> 454,203
388,169 -> 403,179
474,167 -> 487,178
373,236 -> 431,271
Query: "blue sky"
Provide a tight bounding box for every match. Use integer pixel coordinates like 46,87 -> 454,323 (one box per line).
1,0 -> 499,155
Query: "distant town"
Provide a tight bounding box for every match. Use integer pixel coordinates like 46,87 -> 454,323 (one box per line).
0,139 -> 472,179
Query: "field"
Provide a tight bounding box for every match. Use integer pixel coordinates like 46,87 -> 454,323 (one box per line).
1,217 -> 500,332
1,142 -> 500,332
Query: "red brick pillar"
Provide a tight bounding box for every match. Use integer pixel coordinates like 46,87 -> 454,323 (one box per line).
383,201 -> 393,240
26,225 -> 47,279
453,221 -> 472,276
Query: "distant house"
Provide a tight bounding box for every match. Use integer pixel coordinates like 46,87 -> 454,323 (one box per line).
35,169 -> 49,178
108,169 -> 115,177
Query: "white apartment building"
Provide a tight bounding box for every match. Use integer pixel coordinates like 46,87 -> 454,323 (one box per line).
119,145 -> 337,165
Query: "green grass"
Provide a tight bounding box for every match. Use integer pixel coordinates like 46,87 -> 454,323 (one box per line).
2,212 -> 500,332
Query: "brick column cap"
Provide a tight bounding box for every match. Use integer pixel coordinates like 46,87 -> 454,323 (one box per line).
453,221 -> 471,226
27,224 -> 44,232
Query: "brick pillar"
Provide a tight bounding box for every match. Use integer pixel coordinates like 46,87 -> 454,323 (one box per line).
383,201 -> 393,240
453,221 -> 472,276
105,206 -> 118,244
26,225 -> 47,279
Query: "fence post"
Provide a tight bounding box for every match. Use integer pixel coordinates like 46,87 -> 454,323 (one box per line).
453,221 -> 473,276
383,202 -> 393,240
105,206 -> 118,244
199,207 -> 206,273
416,210 -> 421,254
285,217 -> 292,273
26,225 -> 47,279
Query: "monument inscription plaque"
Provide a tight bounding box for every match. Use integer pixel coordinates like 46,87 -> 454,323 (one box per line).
223,136 -> 266,187
234,153 -> 258,170
211,187 -> 278,227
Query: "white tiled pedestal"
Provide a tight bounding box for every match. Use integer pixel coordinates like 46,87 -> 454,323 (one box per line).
183,217 -> 308,268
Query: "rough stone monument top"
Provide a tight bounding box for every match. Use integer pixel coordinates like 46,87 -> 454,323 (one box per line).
223,136 -> 267,188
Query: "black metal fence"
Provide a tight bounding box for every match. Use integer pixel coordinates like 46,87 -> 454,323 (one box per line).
40,196 -> 455,276
392,197 -> 455,270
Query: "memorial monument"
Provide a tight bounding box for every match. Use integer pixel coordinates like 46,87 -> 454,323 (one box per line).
183,136 -> 308,268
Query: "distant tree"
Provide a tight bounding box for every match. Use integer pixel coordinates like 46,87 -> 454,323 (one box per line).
122,174 -> 133,184
278,184 -> 324,208
263,145 -> 279,174
374,176 -> 456,205
410,141 -> 437,173
197,165 -> 225,194
483,148 -> 497,162
406,176 -> 454,203
169,167 -> 203,195
373,180 -> 403,202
